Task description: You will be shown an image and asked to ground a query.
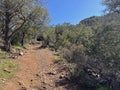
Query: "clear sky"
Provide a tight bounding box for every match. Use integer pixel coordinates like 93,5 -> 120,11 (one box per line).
46,0 -> 105,25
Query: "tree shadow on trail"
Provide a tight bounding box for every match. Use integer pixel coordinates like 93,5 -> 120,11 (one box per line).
55,78 -> 79,90
53,60 -> 99,90
33,44 -> 47,50
55,77 -> 97,90
53,61 -> 83,90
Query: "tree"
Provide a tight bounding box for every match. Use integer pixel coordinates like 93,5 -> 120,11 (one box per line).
0,0 -> 49,51
12,8 -> 50,47
102,0 -> 120,13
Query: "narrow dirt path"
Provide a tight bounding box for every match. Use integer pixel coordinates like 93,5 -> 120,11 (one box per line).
3,45 -> 54,90
3,45 -> 76,90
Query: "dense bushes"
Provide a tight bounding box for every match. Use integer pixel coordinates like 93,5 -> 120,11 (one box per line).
41,22 -> 120,90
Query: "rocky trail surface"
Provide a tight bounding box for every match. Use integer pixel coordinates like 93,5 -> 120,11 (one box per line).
3,45 -> 77,90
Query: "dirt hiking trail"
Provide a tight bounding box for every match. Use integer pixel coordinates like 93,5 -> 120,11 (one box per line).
3,45 -> 77,90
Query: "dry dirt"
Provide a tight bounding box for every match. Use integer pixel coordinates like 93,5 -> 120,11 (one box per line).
3,45 -> 77,90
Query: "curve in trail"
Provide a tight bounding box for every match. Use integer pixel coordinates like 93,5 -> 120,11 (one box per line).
3,45 -> 54,90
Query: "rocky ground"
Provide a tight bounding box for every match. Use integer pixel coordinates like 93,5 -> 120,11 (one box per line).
2,45 -> 79,90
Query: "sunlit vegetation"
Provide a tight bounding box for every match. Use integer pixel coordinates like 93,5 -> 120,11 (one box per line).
0,50 -> 18,79
39,3 -> 120,89
0,0 -> 120,90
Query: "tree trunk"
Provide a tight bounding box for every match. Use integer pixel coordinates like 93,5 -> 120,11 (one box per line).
4,11 -> 11,51
4,39 -> 11,51
21,32 -> 25,46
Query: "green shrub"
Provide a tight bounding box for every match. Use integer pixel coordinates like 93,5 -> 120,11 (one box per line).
98,87 -> 109,90
0,50 -> 18,79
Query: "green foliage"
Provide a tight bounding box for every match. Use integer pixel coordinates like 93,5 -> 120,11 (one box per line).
91,25 -> 120,68
12,45 -> 27,50
38,3 -> 120,89
42,23 -> 93,52
98,87 -> 109,90
42,20 -> 120,89
11,25 -> 40,46
0,0 -> 49,51
0,59 -> 18,79
0,50 -> 18,79
102,0 -> 120,13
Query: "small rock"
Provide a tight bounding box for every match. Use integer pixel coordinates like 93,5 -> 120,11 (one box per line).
47,72 -> 56,75
1,78 -> 6,81
12,55 -> 18,59
18,81 -> 22,86
17,81 -> 25,87
27,88 -> 39,90
36,74 -> 39,77
19,51 -> 24,56
11,49 -> 16,53
59,74 -> 65,79
21,86 -> 27,90
0,78 -> 6,83
40,86 -> 46,90
30,79 -> 33,82
3,68 -> 11,73
42,81 -> 47,84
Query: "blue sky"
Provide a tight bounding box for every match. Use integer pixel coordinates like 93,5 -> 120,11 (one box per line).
46,0 -> 105,25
